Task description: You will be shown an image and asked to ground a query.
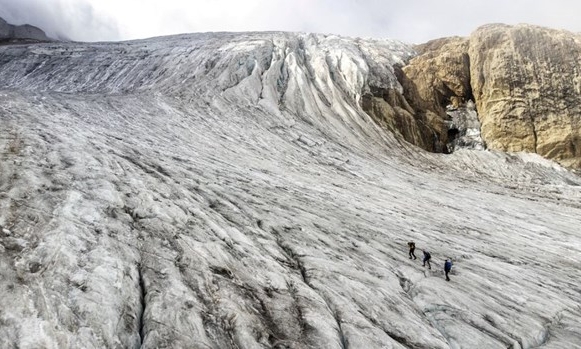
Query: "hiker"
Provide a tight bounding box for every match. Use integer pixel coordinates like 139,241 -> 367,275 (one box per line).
444,259 -> 453,281
408,242 -> 417,259
422,250 -> 431,269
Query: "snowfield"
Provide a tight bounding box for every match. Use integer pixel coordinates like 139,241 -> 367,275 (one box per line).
0,32 -> 580,349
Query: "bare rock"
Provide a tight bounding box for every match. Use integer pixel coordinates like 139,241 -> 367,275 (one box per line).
469,24 -> 581,168
0,17 -> 50,43
360,84 -> 447,152
404,37 -> 472,115
367,36 -> 476,154
400,24 -> 581,169
0,18 -> 10,39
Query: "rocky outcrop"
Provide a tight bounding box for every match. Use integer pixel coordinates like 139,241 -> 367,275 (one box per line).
403,37 -> 472,116
0,17 -> 50,43
360,83 -> 446,152
399,24 -> 581,169
469,24 -> 581,169
383,37 -> 475,154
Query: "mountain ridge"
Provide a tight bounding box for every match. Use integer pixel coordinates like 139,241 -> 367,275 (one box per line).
0,17 -> 50,43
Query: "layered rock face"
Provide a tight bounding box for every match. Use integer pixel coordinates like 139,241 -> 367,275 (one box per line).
401,24 -> 581,169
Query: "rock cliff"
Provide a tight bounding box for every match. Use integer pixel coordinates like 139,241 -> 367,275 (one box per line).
399,24 -> 581,169
470,24 -> 581,169
0,17 -> 50,43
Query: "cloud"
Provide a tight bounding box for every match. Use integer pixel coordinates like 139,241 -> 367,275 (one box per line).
0,0 -> 120,41
0,0 -> 580,43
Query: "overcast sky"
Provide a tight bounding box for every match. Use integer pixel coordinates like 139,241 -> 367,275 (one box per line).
0,0 -> 579,43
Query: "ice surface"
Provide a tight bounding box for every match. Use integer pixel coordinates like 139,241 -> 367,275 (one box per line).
0,32 -> 580,349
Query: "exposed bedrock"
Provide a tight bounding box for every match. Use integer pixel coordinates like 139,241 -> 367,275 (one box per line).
470,24 -> 581,169
0,17 -> 50,43
403,37 -> 472,118
360,84 -> 446,153
400,24 -> 581,169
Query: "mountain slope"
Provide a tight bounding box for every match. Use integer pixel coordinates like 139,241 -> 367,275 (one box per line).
1,32 -> 581,349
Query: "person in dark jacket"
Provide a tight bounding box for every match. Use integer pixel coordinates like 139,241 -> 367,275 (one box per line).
422,250 -> 431,269
444,259 -> 453,281
408,242 -> 417,259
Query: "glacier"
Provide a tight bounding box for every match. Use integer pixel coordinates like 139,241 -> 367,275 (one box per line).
0,32 -> 581,349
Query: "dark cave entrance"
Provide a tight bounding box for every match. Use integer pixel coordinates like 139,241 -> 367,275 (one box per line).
445,126 -> 461,154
